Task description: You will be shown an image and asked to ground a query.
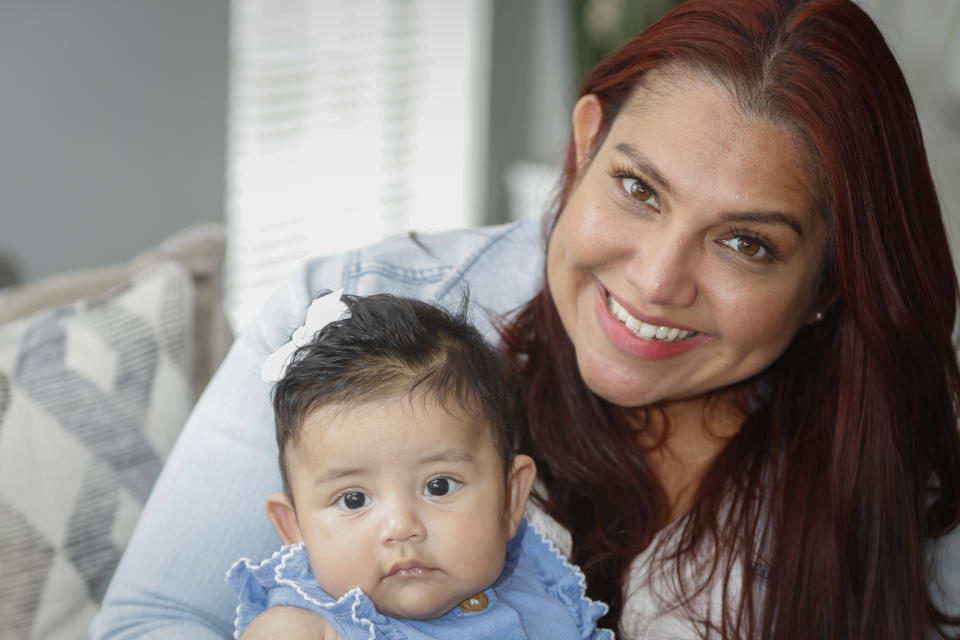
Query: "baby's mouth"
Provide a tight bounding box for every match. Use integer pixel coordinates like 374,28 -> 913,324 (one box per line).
606,293 -> 697,343
387,560 -> 434,578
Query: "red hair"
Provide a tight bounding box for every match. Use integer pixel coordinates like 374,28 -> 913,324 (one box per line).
500,0 -> 960,636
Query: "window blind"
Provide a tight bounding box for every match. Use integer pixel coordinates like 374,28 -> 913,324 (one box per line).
225,0 -> 492,331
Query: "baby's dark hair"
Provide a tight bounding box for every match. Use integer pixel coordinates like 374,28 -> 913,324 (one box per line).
272,292 -> 517,496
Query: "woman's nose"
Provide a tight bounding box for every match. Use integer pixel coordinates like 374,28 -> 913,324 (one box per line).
625,226 -> 698,308
379,499 -> 427,545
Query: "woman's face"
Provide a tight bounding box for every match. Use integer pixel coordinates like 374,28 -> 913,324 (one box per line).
547,71 -> 830,409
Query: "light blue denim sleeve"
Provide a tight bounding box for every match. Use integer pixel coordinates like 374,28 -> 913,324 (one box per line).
90,253 -> 346,639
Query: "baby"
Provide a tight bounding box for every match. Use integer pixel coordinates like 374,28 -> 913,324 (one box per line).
227,291 -> 612,639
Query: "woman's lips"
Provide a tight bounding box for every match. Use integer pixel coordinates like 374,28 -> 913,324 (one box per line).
594,281 -> 707,360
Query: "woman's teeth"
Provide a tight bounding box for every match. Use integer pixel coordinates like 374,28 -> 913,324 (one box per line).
607,295 -> 696,342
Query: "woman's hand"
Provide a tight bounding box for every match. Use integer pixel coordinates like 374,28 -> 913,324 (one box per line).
239,606 -> 342,640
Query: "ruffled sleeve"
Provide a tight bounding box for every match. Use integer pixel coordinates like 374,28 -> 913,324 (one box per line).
514,521 -> 616,640
225,543 -> 389,640
227,546 -> 289,638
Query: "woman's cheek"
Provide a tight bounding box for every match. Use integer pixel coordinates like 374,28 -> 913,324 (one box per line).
711,282 -> 810,350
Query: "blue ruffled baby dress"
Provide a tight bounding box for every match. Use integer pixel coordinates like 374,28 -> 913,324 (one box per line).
226,519 -> 614,639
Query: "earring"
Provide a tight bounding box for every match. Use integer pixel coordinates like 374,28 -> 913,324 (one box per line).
814,311 -> 825,322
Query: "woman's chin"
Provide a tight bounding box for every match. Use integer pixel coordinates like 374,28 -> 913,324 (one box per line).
576,351 -> 667,408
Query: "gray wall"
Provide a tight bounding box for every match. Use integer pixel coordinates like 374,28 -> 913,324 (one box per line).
0,0 -> 229,285
486,0 -> 575,225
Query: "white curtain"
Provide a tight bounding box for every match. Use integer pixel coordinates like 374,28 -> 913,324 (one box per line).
225,0 -> 493,331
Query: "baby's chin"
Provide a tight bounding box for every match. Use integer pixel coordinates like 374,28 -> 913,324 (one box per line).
374,589 -> 475,620
376,599 -> 458,620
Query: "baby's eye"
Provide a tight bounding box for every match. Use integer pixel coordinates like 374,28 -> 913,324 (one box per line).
720,235 -> 771,259
620,176 -> 659,207
336,491 -> 369,510
423,476 -> 462,497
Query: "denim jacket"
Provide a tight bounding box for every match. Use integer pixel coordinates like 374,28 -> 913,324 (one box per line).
91,221 -> 547,639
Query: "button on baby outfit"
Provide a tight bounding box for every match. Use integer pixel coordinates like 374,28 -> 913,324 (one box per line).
460,593 -> 488,612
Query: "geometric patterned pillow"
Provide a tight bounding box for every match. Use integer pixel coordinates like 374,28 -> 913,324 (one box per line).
0,261 -> 195,640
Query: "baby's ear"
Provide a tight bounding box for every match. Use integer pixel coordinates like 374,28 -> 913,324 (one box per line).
504,455 -> 537,538
265,492 -> 303,545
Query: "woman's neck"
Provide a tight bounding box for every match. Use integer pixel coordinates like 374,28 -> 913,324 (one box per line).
634,391 -> 746,523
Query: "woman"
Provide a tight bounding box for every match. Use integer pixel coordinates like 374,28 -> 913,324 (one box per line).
93,0 -> 960,638
503,0 -> 960,636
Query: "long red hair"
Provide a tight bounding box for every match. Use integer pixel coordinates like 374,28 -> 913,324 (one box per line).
499,0 -> 960,637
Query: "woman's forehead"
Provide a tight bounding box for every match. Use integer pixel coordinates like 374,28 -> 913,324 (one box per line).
611,86 -> 815,215
616,67 -> 827,218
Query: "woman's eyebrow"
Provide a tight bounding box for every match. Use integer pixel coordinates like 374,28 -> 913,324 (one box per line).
720,211 -> 804,237
615,142 -> 674,195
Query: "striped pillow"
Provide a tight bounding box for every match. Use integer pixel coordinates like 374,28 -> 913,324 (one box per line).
0,262 -> 195,640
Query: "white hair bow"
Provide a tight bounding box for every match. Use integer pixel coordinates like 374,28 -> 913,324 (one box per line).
260,288 -> 349,384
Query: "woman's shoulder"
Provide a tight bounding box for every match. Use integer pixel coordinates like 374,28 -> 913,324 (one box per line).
253,220 -> 544,345
328,219 -> 543,305
246,220 -> 543,361
344,219 -> 542,271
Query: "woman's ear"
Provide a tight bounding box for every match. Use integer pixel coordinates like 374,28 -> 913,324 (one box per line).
265,492 -> 304,545
572,93 -> 604,170
504,454 -> 537,538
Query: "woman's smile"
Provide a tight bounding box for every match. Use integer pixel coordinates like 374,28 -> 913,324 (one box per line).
606,293 -> 697,343
595,280 -> 707,361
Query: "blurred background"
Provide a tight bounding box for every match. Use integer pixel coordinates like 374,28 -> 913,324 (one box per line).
2,0 -> 958,331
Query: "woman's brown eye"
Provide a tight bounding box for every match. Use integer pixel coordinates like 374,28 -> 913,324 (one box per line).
617,176 -> 659,208
720,235 -> 772,259
736,237 -> 761,256
628,179 -> 653,202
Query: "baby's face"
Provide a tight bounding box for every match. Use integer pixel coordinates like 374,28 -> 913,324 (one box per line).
280,395 -> 525,619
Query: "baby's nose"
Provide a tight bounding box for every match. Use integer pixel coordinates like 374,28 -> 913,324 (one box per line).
379,501 -> 426,544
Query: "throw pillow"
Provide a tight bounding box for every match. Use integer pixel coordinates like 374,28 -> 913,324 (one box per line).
0,261 -> 195,640
0,223 -> 230,394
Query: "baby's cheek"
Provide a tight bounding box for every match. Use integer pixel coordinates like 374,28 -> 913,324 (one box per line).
449,524 -> 508,586
307,545 -> 361,599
